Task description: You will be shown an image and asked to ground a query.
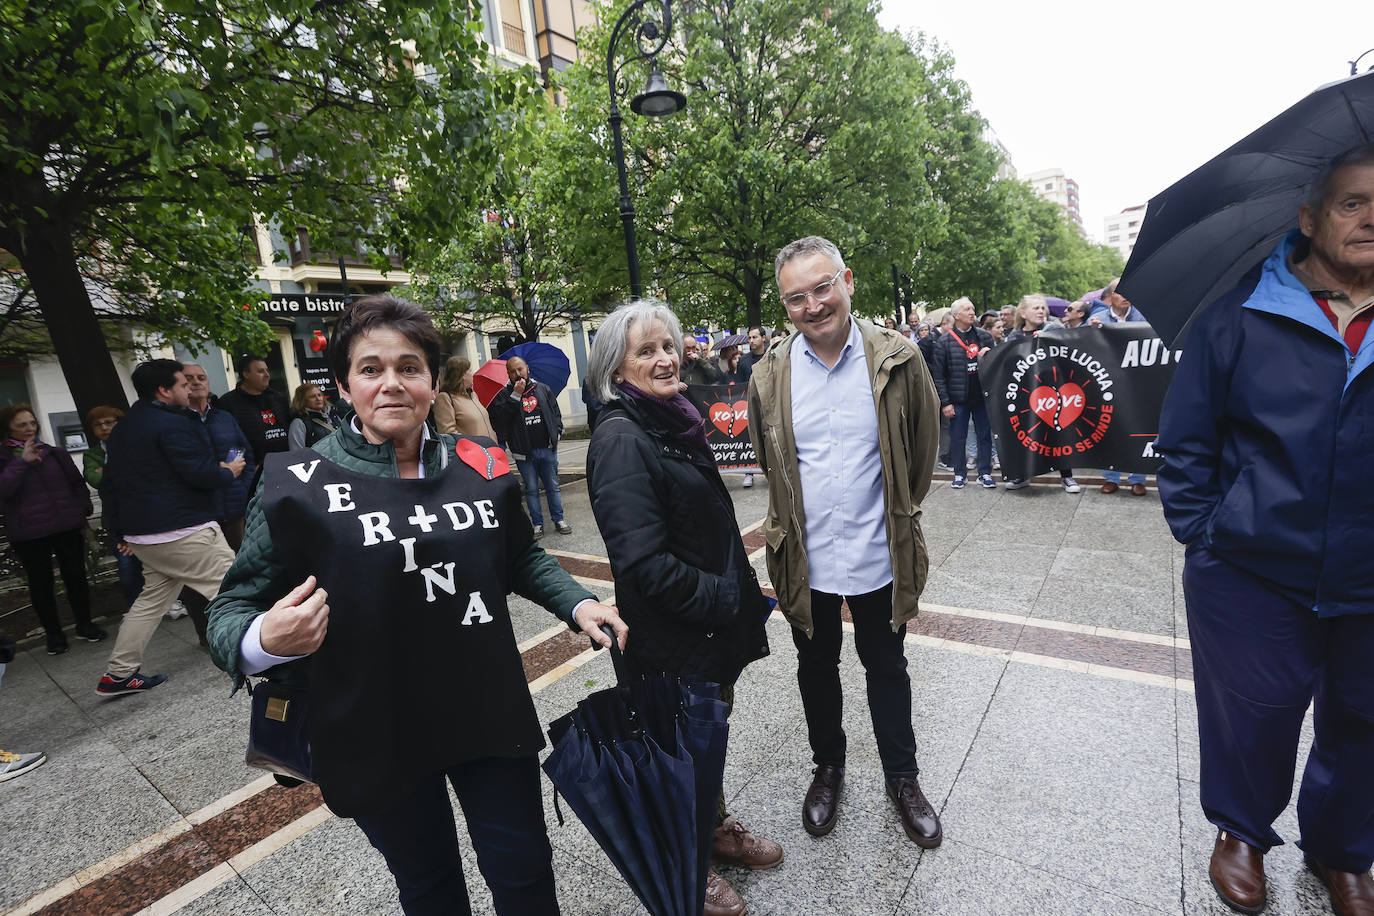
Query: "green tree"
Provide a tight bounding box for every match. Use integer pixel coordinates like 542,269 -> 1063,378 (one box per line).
545,0 -> 989,329
403,101 -> 601,342
0,0 -> 526,414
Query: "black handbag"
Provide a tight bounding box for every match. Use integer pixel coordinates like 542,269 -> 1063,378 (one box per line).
245,678 -> 314,785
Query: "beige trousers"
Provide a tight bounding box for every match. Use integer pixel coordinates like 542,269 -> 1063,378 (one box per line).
105,527 -> 235,678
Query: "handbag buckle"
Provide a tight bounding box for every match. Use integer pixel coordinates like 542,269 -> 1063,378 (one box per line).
265,697 -> 291,722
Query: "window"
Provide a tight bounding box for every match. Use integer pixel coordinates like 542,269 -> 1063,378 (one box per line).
1044,182 -> 1054,190
1108,235 -> 1120,242
1128,220 -> 1139,228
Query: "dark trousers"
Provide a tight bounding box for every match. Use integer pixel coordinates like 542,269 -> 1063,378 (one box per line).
12,528 -> 93,638
353,756 -> 558,916
950,402 -> 992,478
1184,545 -> 1374,873
792,582 -> 918,778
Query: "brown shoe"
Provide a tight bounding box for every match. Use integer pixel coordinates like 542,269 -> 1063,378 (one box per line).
1131,483 -> 1148,496
886,776 -> 943,848
1208,831 -> 1266,914
712,816 -> 783,870
802,764 -> 844,837
1100,481 -> 1120,494
704,869 -> 746,916
1306,856 -> 1374,916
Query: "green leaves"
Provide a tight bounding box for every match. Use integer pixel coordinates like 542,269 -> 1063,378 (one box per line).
1,0 -> 517,392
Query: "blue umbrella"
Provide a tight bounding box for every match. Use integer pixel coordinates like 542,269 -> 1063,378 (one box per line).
543,629 -> 729,916
500,341 -> 571,396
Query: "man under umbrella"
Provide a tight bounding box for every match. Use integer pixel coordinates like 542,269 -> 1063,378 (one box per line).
1158,144 -> 1374,916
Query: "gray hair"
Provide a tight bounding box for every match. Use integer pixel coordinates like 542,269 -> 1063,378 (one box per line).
950,296 -> 975,312
586,299 -> 684,404
774,236 -> 847,289
1305,143 -> 1374,211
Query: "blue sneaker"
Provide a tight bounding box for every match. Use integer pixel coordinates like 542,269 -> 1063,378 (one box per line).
95,670 -> 166,697
950,476 -> 965,489
978,475 -> 996,489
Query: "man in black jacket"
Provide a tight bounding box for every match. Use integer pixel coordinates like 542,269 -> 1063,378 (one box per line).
96,360 -> 245,696
488,357 -> 570,537
216,356 -> 291,464
930,297 -> 996,489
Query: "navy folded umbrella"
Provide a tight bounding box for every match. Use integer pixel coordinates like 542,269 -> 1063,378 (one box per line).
499,341 -> 571,396
1119,71 -> 1374,347
543,628 -> 729,916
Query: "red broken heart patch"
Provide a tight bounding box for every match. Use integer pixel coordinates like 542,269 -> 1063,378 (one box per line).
707,400 -> 749,437
1029,382 -> 1085,431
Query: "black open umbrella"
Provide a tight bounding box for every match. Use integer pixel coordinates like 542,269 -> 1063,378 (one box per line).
1119,71 -> 1374,347
543,628 -> 729,916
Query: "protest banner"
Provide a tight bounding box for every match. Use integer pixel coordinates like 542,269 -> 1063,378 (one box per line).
684,383 -> 759,473
978,323 -> 1180,481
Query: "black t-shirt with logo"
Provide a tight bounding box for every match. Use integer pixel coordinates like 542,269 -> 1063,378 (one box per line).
520,388 -> 551,450
951,326 -> 984,400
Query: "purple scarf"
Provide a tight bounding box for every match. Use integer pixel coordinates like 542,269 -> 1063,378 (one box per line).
616,381 -> 710,454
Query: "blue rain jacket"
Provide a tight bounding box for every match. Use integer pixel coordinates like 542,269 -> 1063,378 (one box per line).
1157,230 -> 1374,617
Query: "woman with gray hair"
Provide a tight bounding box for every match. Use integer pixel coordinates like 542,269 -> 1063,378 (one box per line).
585,300 -> 778,916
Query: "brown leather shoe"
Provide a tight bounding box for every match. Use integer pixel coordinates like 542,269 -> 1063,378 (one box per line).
886,776 -> 942,848
1100,482 -> 1120,494
1306,856 -> 1374,916
802,764 -> 844,837
712,816 -> 783,869
704,869 -> 746,916
1208,831 -> 1266,914
1131,483 -> 1148,496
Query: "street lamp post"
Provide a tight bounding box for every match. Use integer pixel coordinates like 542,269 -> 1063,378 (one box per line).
606,0 -> 686,299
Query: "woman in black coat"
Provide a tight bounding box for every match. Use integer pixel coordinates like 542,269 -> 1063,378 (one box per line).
585,300 -> 779,916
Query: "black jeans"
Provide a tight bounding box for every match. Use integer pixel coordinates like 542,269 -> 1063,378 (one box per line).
11,528 -> 93,639
353,755 -> 558,916
791,582 -> 918,778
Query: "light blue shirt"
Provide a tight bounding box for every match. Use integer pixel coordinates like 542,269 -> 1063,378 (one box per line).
789,318 -> 893,596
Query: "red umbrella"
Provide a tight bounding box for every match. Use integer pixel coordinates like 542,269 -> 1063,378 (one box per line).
473,358 -> 509,407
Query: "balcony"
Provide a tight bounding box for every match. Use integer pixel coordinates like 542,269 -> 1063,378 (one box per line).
287,228 -> 403,270
502,21 -> 527,56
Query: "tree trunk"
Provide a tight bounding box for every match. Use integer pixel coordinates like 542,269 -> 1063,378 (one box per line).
22,226 -> 131,416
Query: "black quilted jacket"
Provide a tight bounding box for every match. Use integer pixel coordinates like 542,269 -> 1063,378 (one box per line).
587,400 -> 769,686
930,325 -> 996,406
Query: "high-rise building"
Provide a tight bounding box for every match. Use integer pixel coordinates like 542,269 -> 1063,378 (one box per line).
1022,167 -> 1084,237
1103,204 -> 1146,263
983,127 -> 1017,182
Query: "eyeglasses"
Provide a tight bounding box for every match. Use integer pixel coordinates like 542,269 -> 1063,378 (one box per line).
781,268 -> 845,310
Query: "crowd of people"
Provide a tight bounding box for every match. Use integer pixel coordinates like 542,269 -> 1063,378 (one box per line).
3,141 -> 1372,916
906,281 -> 1153,496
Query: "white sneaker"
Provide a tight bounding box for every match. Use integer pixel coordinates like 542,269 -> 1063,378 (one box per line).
165,601 -> 188,620
742,475 -> 754,488
1062,477 -> 1081,494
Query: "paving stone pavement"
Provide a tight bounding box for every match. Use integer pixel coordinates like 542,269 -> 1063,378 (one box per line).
0,452 -> 1336,915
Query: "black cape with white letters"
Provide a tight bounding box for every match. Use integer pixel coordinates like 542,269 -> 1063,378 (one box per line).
260,444 -> 540,816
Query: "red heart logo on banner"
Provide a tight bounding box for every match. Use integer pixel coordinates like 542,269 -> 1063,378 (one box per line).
707,401 -> 749,436
1029,382 -> 1086,431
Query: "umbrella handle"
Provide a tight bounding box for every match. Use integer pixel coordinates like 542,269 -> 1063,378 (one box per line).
600,624 -> 630,685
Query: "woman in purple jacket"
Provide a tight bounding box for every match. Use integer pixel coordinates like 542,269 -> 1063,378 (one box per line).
0,404 -> 106,655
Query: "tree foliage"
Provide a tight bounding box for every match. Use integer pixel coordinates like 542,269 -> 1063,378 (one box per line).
403,100 -> 598,342
545,0 -> 970,329
0,0 -> 529,413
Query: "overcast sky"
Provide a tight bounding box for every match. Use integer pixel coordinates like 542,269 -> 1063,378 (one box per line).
877,0 -> 1371,242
